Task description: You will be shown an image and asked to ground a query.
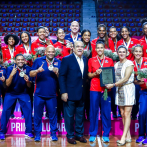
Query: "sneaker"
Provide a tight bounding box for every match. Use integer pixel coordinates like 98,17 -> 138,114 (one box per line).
142,138 -> 147,145
25,133 -> 34,138
0,134 -> 5,140
89,136 -> 96,142
102,136 -> 109,143
50,135 -> 58,141
136,136 -> 145,143
34,134 -> 41,142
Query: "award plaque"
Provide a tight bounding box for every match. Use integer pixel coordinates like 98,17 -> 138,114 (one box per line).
100,67 -> 115,87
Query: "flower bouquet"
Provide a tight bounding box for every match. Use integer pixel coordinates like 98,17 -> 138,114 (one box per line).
35,47 -> 46,57
136,68 -> 147,80
3,59 -> 15,67
55,48 -> 63,60
104,49 -> 119,61
23,53 -> 34,61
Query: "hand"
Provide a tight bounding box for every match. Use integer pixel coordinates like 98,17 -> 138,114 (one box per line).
0,74 -> 5,82
140,78 -> 145,82
46,40 -> 51,45
61,93 -> 68,102
37,63 -> 44,73
105,84 -> 114,89
24,74 -> 29,83
95,69 -> 102,75
53,67 -> 59,75
10,64 -> 17,77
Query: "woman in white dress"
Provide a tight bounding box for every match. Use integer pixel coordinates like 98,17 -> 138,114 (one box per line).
106,45 -> 135,146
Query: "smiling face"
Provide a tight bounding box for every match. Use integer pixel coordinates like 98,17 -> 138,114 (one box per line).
143,24 -> 147,36
15,55 -> 25,68
73,41 -> 84,57
121,27 -> 130,39
37,28 -> 46,40
8,36 -> 15,46
82,31 -> 91,43
133,47 -> 143,60
57,29 -> 65,40
44,27 -> 49,37
98,27 -> 106,38
117,48 -> 127,60
21,33 -> 29,44
70,21 -> 79,34
96,43 -> 105,57
45,45 -> 55,60
109,27 -> 118,39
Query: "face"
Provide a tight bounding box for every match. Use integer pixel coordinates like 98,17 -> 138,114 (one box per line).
21,33 -> 29,44
45,46 -> 55,60
0,56 -> 2,64
133,47 -> 143,60
57,29 -> 65,40
109,28 -> 118,39
96,44 -> 105,56
82,31 -> 91,43
98,27 -> 106,38
8,36 -> 15,46
73,42 -> 84,57
44,27 -> 49,37
121,28 -> 130,39
143,24 -> 147,36
117,48 -> 127,60
70,21 -> 79,34
37,28 -> 46,40
15,56 -> 25,68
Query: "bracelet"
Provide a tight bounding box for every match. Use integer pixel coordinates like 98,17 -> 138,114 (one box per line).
113,83 -> 116,87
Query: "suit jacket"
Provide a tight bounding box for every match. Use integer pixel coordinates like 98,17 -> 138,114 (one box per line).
59,53 -> 88,101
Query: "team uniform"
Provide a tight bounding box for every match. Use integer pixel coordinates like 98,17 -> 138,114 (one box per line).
116,38 -> 140,61
31,38 -> 53,55
31,56 -> 61,136
88,56 -> 114,137
139,36 -> 147,57
2,46 -> 17,62
91,37 -> 115,57
0,64 -> 32,135
133,57 -> 147,137
64,33 -> 81,43
53,40 -> 71,60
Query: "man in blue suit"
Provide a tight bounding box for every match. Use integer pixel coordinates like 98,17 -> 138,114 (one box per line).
59,41 -> 88,144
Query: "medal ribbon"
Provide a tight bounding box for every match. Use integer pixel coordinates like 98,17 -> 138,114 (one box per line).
17,66 -> 24,73
46,58 -> 54,67
24,45 -> 30,54
39,38 -> 46,44
135,57 -> 143,71
9,48 -> 14,59
71,33 -> 78,42
123,39 -> 131,49
84,44 -> 89,51
114,38 -> 117,51
96,55 -> 105,67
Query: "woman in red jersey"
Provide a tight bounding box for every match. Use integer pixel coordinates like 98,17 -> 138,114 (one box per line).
2,34 -> 19,62
53,28 -> 72,60
117,26 -> 140,61
91,24 -> 115,57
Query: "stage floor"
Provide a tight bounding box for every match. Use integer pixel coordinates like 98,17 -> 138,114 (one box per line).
0,135 -> 140,147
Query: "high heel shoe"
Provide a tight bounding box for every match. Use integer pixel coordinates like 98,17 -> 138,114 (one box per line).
117,141 -> 126,146
126,139 -> 132,143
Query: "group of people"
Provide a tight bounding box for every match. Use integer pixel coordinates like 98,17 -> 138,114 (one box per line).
0,18 -> 147,146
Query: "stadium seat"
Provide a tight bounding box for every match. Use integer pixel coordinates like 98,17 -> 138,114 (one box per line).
75,5 -> 81,9
49,5 -> 54,9
107,23 -> 113,27
2,14 -> 7,17
60,14 -> 65,18
59,18 -> 65,22
112,9 -> 117,13
55,10 -> 60,13
15,9 -> 20,13
16,14 -> 22,17
67,28 -> 71,32
30,18 -> 36,22
36,5 -> 41,9
14,28 -> 20,32
68,5 -> 74,9
67,23 -> 71,27
46,14 -> 51,18
29,28 -> 35,32
37,23 -> 43,27
135,18 -> 140,22
122,23 -> 128,27
113,18 -> 119,22
28,9 -> 33,13
129,23 -> 135,27
120,14 -> 125,17
52,23 -> 58,28
6,27 -> 12,32
106,18 -> 112,22
38,14 -> 43,18
1,18 -> 7,22
23,18 -> 29,22
116,28 -> 121,32
42,5 -> 47,9
114,23 -> 120,27
133,14 -> 138,17
21,28 -> 27,31
75,18 -> 80,22
53,14 -> 58,17
126,13 -> 131,17
8,23 -> 13,27
9,14 -> 15,17
16,18 -> 21,22
137,23 -> 142,27
35,10 -> 40,13
99,10 -> 104,13
2,9 -> 7,13
128,18 -> 133,22
113,13 -> 118,17
55,5 -> 60,9
15,23 -> 21,27
22,23 -> 28,27
52,28 -> 58,33
21,9 -> 27,13
52,19 -> 58,22
75,10 -> 80,13
31,14 -> 37,18
38,18 -> 43,22
44,23 -> 50,27
42,10 -> 47,13
68,10 -> 74,13
24,14 -> 29,17
45,18 -> 50,22
8,18 -> 14,22
75,14 -> 80,17
59,23 -> 65,28
99,18 -> 105,23
99,14 -> 104,17
30,23 -> 35,27
61,9 -> 67,13
120,18 -> 126,22
1,23 -> 6,27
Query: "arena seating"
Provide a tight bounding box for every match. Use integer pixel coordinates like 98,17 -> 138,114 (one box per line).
97,0 -> 147,36
0,1 -> 82,36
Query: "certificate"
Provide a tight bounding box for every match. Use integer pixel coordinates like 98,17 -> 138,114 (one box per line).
100,67 -> 115,87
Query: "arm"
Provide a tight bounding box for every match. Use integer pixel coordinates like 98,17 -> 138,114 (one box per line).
88,69 -> 102,78
24,74 -> 32,88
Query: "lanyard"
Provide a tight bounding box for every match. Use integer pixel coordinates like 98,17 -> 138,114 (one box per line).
9,48 -> 14,59
123,39 -> 131,49
97,55 -> 105,67
135,58 -> 143,71
17,66 -> 24,73
84,44 -> 89,50
46,58 -> 54,66
39,39 -> 46,44
114,38 -> 117,51
71,33 -> 78,42
24,45 -> 30,54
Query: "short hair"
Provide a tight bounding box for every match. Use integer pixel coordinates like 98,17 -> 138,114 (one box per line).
121,26 -> 130,32
132,44 -> 143,52
117,45 -> 127,52
15,54 -> 24,59
96,39 -> 105,47
37,26 -> 45,32
73,41 -> 84,48
140,18 -> 147,28
71,21 -> 80,26
98,24 -> 107,31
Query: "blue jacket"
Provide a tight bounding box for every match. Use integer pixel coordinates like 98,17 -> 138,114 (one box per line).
59,53 -> 88,101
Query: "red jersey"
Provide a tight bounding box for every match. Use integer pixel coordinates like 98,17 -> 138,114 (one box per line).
139,36 -> 147,57
16,44 -> 33,67
91,37 -> 115,57
133,57 -> 147,90
31,38 -> 53,55
2,45 -> 17,62
117,38 -> 140,61
139,35 -> 146,45
53,40 -> 70,60
88,56 -> 114,92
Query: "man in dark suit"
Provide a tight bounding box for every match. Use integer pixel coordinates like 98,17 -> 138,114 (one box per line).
59,41 -> 88,144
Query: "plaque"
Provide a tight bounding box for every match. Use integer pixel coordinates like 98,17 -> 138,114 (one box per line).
100,67 -> 115,87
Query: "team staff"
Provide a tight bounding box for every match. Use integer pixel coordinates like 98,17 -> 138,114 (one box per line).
0,54 -> 33,140
2,34 -> 19,62
116,26 -> 140,61
91,24 -> 115,57
30,45 -> 61,142
65,21 -> 81,43
133,45 -> 147,145
88,39 -> 114,143
31,26 -> 53,56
